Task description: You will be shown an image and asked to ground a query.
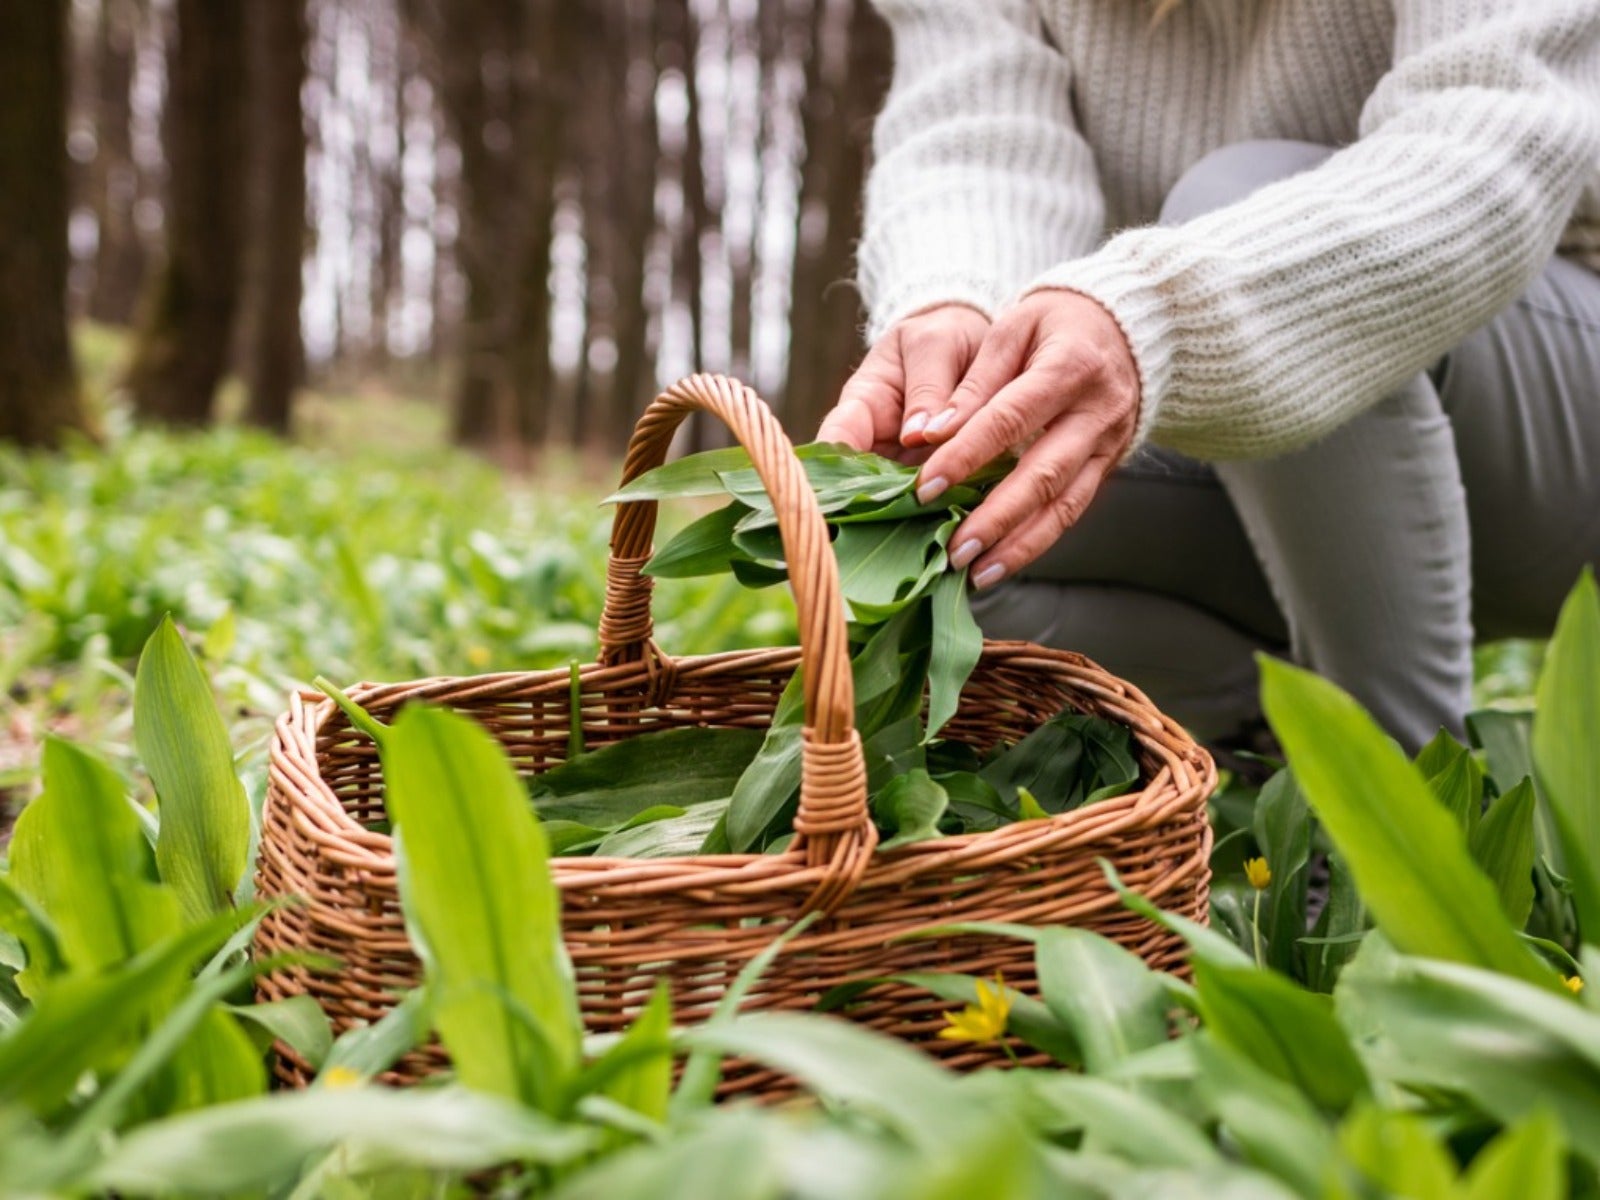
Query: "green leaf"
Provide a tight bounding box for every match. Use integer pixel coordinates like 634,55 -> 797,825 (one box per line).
1426,747 -> 1485,839
134,615 -> 251,923
1469,778 -> 1538,928
593,800 -> 729,858
1355,956 -> 1600,1164
383,704 -> 581,1111
586,982 -> 672,1144
926,568 -> 982,741
1301,853 -> 1367,994
1192,960 -> 1369,1113
1251,770 -> 1311,977
1462,1111 -> 1565,1200
0,910 -> 239,1115
318,988 -> 430,1085
682,1012 -> 970,1148
1099,860 -> 1255,969
644,503 -> 747,579
1468,709 -> 1537,794
546,1108 -> 783,1200
1337,1106 -> 1458,1200
8,737 -> 180,974
1191,1035 -> 1337,1200
605,446 -> 756,502
980,711 -> 1138,815
852,601 -> 927,712
0,876 -> 62,998
1024,1073 -> 1222,1169
531,727 -> 765,829
1017,787 -> 1049,821
669,913 -> 819,1116
86,1086 -> 597,1195
874,770 -> 948,849
833,519 -> 945,613
1035,928 -> 1168,1073
1414,728 -> 1469,782
1533,569 -> 1600,942
1258,657 -> 1559,991
725,672 -> 805,853
227,996 -> 334,1071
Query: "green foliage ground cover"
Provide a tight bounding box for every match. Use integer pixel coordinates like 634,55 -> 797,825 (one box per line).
2,568 -> 1600,1198
0,419 -> 786,811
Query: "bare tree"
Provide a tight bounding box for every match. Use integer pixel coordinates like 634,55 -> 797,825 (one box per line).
240,0 -> 310,433
122,0 -> 247,425
87,0 -> 149,325
0,0 -> 92,447
783,0 -> 891,435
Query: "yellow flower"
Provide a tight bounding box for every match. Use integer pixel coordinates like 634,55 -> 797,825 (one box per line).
1244,857 -> 1272,891
321,1065 -> 363,1090
1565,975 -> 1585,995
938,973 -> 1014,1044
466,644 -> 491,669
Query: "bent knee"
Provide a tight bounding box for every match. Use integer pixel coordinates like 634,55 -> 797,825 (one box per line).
1160,140 -> 1336,225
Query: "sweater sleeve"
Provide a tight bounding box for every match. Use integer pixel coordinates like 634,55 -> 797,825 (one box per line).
858,0 -> 1105,343
1026,0 -> 1600,460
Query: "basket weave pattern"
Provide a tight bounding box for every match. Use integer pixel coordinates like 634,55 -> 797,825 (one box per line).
253,375 -> 1215,1094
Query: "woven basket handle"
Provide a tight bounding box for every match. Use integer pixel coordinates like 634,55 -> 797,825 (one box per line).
598,374 -> 875,911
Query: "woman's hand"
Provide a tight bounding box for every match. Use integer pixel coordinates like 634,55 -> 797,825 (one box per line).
913,290 -> 1141,589
816,304 -> 991,460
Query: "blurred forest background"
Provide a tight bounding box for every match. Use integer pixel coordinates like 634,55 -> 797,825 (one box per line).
1,0 -> 892,457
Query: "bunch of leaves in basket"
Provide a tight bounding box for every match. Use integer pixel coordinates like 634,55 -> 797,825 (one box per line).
524,443 -> 1139,860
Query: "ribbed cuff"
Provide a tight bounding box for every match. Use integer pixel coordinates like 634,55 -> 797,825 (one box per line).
1023,243 -> 1179,456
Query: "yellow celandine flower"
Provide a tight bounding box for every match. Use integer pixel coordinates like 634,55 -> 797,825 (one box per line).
938,973 -> 1013,1043
321,1065 -> 363,1090
1244,857 -> 1272,891
1565,975 -> 1585,995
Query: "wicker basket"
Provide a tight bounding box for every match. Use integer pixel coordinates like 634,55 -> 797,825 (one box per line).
253,374 -> 1215,1094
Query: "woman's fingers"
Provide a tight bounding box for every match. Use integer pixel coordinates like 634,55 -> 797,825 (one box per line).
817,338 -> 905,451
947,411 -> 1103,572
970,452 -> 1115,588
896,307 -> 993,445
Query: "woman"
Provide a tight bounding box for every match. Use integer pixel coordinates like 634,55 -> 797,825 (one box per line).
818,0 -> 1600,751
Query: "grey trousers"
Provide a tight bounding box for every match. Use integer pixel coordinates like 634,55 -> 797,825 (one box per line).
972,140 -> 1600,752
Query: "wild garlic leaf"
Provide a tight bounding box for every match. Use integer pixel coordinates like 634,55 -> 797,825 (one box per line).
874,770 -> 949,849
643,504 -> 748,579
926,567 -> 982,742
531,727 -> 765,830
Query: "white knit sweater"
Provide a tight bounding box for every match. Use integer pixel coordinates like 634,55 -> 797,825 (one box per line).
857,0 -> 1600,460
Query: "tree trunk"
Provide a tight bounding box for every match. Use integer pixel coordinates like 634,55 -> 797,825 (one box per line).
0,0 -> 90,446
240,0 -> 308,434
729,0 -> 779,390
88,0 -> 148,325
122,0 -> 246,426
782,0 -> 890,436
508,0 -> 564,446
606,0 -> 660,453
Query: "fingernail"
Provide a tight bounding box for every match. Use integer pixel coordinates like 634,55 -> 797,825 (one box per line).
901,411 -> 928,439
926,408 -> 957,436
915,475 -> 949,505
973,563 -> 1007,590
950,538 -> 984,569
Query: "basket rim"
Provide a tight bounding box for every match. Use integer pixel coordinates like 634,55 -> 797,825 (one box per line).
265,637 -> 1213,890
